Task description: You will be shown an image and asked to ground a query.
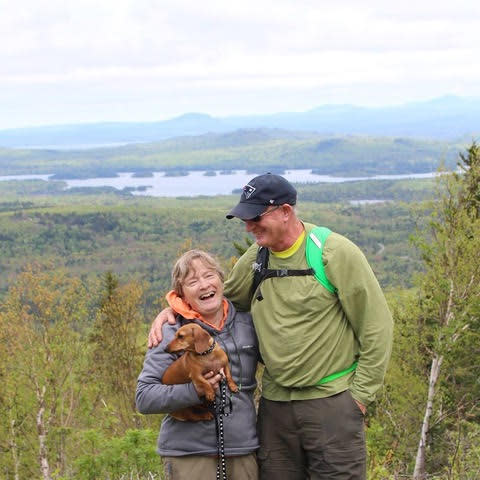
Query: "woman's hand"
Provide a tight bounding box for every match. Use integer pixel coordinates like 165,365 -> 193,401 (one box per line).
193,371 -> 222,397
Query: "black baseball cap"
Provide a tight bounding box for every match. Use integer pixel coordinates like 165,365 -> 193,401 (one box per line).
226,173 -> 297,220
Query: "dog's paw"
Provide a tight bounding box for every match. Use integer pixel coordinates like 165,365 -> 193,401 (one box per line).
205,390 -> 216,402
228,381 -> 239,393
205,411 -> 214,420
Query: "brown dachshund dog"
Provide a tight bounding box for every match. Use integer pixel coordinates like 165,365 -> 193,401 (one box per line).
161,323 -> 239,421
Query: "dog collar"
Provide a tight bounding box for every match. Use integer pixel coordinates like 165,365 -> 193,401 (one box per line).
199,339 -> 216,356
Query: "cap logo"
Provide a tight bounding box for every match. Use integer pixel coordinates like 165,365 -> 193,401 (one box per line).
243,183 -> 256,199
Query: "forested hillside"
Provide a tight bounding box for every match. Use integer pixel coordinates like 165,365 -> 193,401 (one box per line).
0,176 -> 433,303
1,145 -> 479,479
0,131 -> 463,178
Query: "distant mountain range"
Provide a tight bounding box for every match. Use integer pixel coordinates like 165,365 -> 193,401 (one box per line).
0,95 -> 479,148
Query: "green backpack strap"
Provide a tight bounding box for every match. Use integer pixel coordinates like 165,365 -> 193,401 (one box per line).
307,226 -> 357,387
306,226 -> 337,294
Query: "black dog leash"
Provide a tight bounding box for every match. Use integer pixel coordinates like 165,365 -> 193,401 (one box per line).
213,379 -> 233,480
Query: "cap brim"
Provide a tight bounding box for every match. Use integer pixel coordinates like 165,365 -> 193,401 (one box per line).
226,202 -> 266,220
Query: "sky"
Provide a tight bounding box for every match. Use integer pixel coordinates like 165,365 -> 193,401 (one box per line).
1,0 -> 480,129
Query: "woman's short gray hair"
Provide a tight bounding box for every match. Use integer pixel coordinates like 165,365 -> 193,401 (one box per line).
171,249 -> 224,297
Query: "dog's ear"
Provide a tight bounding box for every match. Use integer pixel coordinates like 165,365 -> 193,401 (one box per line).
193,326 -> 211,354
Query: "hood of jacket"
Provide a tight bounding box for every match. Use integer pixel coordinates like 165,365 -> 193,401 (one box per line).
166,289 -> 230,332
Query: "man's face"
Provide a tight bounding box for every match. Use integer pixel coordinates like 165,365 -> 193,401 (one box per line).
243,205 -> 286,250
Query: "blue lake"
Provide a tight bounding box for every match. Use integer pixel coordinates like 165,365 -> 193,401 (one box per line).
0,169 -> 437,197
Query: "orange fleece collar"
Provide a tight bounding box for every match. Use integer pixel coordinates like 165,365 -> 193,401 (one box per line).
166,290 -> 228,331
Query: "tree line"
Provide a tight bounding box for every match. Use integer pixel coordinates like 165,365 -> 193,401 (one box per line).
0,133 -> 462,178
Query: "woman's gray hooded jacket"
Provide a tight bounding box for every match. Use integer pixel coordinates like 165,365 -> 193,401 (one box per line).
136,300 -> 259,456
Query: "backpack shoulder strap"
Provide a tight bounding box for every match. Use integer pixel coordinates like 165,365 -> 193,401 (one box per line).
251,246 -> 314,301
251,246 -> 270,298
306,226 -> 337,294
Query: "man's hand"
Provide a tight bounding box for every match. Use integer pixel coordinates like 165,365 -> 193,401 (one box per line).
147,307 -> 177,348
355,399 -> 367,416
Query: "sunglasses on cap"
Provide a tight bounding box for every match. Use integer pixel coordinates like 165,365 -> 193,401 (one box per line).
242,205 -> 281,223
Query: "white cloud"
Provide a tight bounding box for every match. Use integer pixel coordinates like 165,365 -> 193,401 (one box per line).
1,0 -> 480,128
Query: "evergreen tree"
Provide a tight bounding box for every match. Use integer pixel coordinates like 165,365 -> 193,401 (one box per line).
89,272 -> 147,432
412,144 -> 480,479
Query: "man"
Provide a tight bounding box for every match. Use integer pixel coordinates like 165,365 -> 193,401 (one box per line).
149,173 -> 393,480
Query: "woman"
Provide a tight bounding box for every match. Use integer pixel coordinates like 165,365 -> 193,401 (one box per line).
136,250 -> 259,479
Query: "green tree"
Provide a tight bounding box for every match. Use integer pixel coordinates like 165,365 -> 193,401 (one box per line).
411,145 -> 480,479
366,289 -> 428,477
0,264 -> 88,480
89,272 -> 147,432
457,141 -> 480,217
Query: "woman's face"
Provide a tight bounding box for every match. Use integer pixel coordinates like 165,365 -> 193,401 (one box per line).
182,259 -> 224,320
